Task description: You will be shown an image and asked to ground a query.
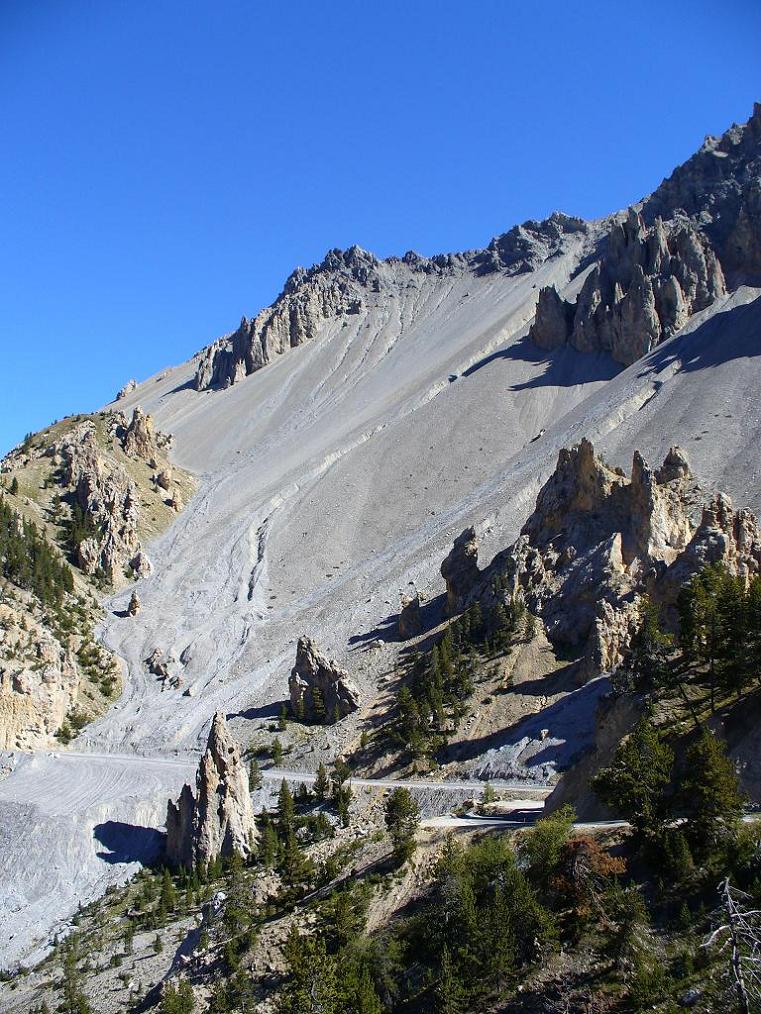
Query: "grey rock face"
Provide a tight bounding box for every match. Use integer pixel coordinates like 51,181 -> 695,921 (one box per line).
531,285 -> 576,351
473,212 -> 588,275
529,210 -> 726,366
643,102 -> 761,282
166,712 -> 256,870
289,636 -> 360,723
440,526 -> 480,616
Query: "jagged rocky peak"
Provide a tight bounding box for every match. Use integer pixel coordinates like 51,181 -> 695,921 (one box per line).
530,103 -> 761,366
289,635 -> 360,723
530,208 -> 726,365
440,438 -> 761,678
192,210 -> 590,392
115,378 -> 137,401
643,101 -> 761,282
473,212 -> 588,275
166,711 -> 256,870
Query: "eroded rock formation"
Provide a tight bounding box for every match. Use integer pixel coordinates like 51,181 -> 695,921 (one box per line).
166,712 -> 256,869
440,526 -> 480,616
530,210 -> 725,365
122,407 -> 159,460
289,636 -> 360,722
398,592 -> 423,640
115,379 -> 137,401
441,439 -> 761,676
530,104 -> 761,366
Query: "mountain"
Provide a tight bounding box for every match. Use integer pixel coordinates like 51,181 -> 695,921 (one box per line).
0,103 -> 760,1004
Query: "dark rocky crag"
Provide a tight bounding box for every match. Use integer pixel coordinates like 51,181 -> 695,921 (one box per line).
530,103 -> 761,365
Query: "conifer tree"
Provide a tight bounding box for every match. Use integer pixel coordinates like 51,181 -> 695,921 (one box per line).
314,761 -> 330,802
592,718 -> 673,838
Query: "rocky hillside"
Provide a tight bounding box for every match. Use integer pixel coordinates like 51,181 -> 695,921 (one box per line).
441,439 -> 761,677
0,103 -> 760,987
0,408 -> 195,746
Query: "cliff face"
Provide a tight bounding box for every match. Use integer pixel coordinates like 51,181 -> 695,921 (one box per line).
166,712 -> 256,869
530,210 -> 725,364
441,439 -> 761,677
529,103 -> 761,365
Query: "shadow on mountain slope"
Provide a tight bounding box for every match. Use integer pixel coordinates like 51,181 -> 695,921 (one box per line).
464,333 -> 619,389
641,293 -> 761,378
93,821 -> 165,866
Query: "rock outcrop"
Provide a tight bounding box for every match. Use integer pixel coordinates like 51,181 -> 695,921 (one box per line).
166,712 -> 256,870
289,636 -> 360,723
643,101 -> 761,283
440,526 -> 480,616
115,379 -> 137,401
0,585 -> 119,749
530,210 -> 725,365
472,212 -> 588,275
59,424 -> 145,585
122,407 -> 159,460
398,592 -> 423,640
441,439 -> 761,677
530,104 -> 761,367
193,213 -> 591,392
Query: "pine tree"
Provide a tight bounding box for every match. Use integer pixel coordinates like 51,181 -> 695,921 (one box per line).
272,737 -> 284,766
278,779 -> 295,834
435,944 -> 466,1014
384,787 -> 419,864
259,817 -> 279,868
680,727 -> 746,860
314,761 -> 330,802
592,718 -> 673,838
159,868 -> 177,915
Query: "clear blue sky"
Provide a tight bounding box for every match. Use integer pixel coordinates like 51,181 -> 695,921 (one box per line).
1,0 -> 759,454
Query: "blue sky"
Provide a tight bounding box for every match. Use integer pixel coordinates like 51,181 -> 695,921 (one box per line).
1,0 -> 759,454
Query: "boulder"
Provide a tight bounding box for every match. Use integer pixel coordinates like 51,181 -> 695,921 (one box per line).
289,636 -> 360,723
127,591 -> 140,616
166,712 -> 256,869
